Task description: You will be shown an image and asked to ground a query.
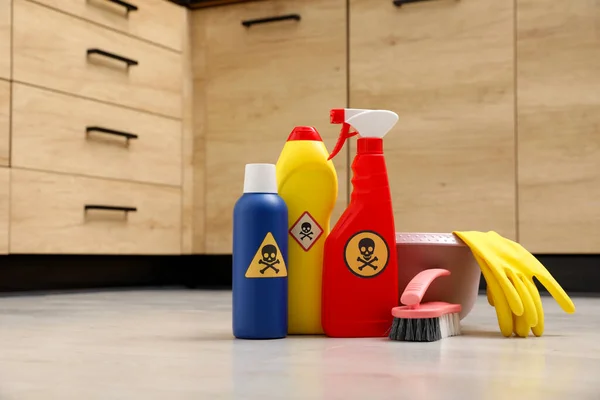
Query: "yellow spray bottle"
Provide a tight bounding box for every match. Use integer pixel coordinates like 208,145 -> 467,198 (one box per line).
276,126 -> 338,335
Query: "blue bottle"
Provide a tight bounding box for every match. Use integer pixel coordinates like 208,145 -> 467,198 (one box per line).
232,163 -> 288,339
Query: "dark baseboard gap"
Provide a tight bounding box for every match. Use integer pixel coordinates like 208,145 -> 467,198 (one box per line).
0,254 -> 598,294
477,254 -> 600,294
0,255 -> 232,292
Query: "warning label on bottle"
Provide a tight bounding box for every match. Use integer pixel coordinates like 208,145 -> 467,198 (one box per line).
245,232 -> 287,278
344,230 -> 389,278
289,211 -> 323,252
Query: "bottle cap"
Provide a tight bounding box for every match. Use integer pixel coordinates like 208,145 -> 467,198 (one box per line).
286,126 -> 323,142
243,163 -> 278,194
357,137 -> 383,154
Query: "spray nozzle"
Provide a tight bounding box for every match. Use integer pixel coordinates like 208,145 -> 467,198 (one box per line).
327,108 -> 399,161
328,123 -> 357,161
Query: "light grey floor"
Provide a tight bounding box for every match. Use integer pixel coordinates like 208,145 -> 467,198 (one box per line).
0,290 -> 598,399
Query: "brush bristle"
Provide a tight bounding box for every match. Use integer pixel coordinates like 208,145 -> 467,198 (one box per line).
389,312 -> 461,342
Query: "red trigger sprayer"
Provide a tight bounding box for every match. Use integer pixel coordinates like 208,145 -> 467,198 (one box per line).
322,108 -> 400,338
327,110 -> 358,160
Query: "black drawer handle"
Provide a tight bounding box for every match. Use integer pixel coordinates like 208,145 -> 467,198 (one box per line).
393,0 -> 438,5
105,0 -> 138,13
242,14 -> 301,28
86,126 -> 138,141
87,48 -> 138,67
85,205 -> 137,213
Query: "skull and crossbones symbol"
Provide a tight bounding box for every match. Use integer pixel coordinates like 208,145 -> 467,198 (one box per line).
258,244 -> 280,274
357,238 -> 378,271
300,222 -> 313,241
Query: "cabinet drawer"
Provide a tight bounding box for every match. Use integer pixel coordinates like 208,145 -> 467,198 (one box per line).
13,0 -> 182,119
0,80 -> 9,166
12,84 -> 182,186
10,169 -> 182,254
0,167 -> 8,254
31,0 -> 185,51
0,0 -> 9,80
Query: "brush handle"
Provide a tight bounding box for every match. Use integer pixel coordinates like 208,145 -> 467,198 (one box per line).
401,268 -> 451,307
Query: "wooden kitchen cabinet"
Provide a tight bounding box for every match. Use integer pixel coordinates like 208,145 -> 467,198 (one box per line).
8,0 -> 188,256
0,80 -> 9,167
0,0 -> 9,80
517,0 -> 600,253
192,0 -> 347,254
349,0 -> 516,239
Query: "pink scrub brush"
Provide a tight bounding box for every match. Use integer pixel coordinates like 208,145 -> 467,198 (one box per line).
389,268 -> 462,342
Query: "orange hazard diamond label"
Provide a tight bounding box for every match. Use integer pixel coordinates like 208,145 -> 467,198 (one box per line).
289,211 -> 323,252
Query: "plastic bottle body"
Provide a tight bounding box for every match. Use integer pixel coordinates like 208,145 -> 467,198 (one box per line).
322,138 -> 398,338
232,192 -> 289,339
277,139 -> 337,334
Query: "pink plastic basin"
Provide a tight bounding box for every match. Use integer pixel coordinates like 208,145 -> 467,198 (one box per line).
396,232 -> 481,320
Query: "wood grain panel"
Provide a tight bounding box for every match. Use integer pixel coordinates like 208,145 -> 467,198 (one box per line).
517,0 -> 600,253
189,10 -> 208,254
350,0 -> 516,239
0,0 -> 9,80
196,0 -> 347,254
30,0 -> 185,51
13,0 -> 182,119
0,167 -> 8,254
0,80 -> 9,166
10,169 -> 181,254
181,9 -> 198,254
12,84 -> 182,186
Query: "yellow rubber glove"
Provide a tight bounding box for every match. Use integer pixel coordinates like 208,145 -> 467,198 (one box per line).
483,253 -> 533,337
453,231 -> 576,338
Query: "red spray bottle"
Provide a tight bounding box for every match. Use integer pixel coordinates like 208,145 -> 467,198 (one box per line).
322,108 -> 399,338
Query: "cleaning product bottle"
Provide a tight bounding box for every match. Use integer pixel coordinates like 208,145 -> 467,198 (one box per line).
276,126 -> 338,335
232,163 -> 289,339
321,108 -> 400,338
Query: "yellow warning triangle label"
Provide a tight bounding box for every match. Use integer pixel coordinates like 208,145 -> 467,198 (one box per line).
245,232 -> 287,278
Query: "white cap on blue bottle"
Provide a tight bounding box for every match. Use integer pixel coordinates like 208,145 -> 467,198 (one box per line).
243,163 -> 278,194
